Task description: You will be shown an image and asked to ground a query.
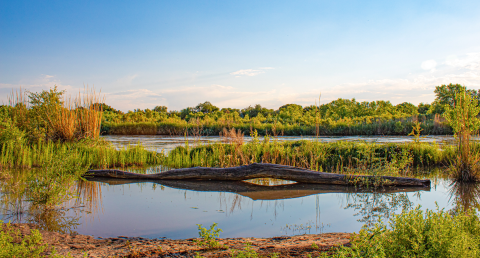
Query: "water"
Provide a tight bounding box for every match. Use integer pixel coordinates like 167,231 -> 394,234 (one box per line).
102,135 -> 462,153
0,135 -> 473,239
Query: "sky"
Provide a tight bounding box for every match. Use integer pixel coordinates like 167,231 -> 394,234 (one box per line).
1,0 -> 480,112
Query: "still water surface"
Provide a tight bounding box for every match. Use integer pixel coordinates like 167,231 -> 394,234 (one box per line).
0,136 -> 470,239
102,135 -> 462,153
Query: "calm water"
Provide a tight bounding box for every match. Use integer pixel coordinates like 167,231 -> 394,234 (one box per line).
0,136 -> 473,239
101,135 -> 463,153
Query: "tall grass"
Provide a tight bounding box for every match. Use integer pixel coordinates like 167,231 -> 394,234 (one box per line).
0,139 -> 163,169
7,86 -> 103,143
163,138 -> 451,176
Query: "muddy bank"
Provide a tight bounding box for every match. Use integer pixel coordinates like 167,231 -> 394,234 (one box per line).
8,223 -> 351,257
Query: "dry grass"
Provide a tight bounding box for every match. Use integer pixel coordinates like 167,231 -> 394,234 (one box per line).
7,86 -> 103,142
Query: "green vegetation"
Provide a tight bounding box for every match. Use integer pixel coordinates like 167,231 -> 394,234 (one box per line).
444,87 -> 480,182
98,83 -> 480,136
164,137 -> 451,177
195,223 -> 224,249
326,206 -> 480,258
0,86 -> 162,255
0,220 -> 66,258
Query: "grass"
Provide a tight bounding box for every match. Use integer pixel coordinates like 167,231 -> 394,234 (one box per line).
0,139 -> 163,169
163,137 -> 452,177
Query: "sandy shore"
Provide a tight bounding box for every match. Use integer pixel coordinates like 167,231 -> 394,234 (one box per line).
8,223 -> 351,257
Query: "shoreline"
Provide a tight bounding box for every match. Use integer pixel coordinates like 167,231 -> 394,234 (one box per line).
8,223 -> 351,257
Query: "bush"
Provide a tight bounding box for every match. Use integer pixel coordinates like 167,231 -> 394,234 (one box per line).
329,206 -> 480,258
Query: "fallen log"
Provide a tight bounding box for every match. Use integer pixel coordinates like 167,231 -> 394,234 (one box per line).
84,163 -> 430,187
87,177 -> 431,200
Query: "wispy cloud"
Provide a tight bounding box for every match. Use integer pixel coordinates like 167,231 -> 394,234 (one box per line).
116,74 -> 139,85
230,67 -> 275,77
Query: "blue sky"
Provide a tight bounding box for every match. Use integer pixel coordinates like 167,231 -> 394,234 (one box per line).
1,0 -> 480,111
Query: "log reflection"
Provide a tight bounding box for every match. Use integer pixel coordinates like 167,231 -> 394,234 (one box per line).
87,177 -> 430,201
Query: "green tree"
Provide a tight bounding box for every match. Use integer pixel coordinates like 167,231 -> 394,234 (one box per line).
195,101 -> 219,114
444,87 -> 480,181
153,105 -> 168,113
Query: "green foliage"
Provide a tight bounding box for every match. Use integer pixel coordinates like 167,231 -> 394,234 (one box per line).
408,121 -> 423,143
0,220 -> 49,258
329,206 -> 480,258
196,223 -> 223,249
444,87 -> 480,182
230,243 -> 259,258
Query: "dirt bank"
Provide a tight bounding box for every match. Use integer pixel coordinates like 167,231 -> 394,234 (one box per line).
8,223 -> 351,257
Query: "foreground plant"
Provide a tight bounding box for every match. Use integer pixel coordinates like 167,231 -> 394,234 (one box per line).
0,220 -> 67,258
195,223 -> 224,249
326,206 -> 480,258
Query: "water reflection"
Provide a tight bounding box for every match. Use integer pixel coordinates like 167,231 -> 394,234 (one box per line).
342,192 -> 415,227
0,170 -> 102,234
0,169 -> 465,239
448,181 -> 480,212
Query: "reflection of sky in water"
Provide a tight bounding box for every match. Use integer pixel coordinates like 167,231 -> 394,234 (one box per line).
62,179 -> 452,239
102,135 -> 472,154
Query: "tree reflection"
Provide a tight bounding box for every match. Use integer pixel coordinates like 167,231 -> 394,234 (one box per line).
343,192 -> 414,227
448,181 -> 480,212
26,205 -> 81,234
0,169 -> 103,235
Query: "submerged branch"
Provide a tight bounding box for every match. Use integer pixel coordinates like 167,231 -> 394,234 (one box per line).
84,163 -> 430,187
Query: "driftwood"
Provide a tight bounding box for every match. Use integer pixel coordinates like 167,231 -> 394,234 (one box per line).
87,177 -> 431,200
84,163 -> 430,187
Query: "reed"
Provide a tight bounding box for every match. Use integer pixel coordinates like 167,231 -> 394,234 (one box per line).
0,139 -> 163,169
163,140 -> 450,176
6,86 -> 103,143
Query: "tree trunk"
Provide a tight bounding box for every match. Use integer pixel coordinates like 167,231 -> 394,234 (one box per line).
84,163 -> 430,187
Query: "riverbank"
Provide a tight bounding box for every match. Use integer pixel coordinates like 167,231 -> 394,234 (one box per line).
9,223 -> 350,257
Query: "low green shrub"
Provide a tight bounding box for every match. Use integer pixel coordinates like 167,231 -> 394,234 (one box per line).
0,220 -> 66,258
327,206 -> 480,258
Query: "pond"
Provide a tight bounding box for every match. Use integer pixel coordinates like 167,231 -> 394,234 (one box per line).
102,135 -> 464,153
0,136 -> 476,240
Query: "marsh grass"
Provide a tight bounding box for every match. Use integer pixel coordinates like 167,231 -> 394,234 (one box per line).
0,139 -> 162,169
164,139 -> 450,177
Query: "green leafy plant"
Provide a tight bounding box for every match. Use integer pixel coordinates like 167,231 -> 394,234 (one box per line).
195,223 -> 223,249
0,220 -> 67,258
329,205 -> 480,258
408,121 -> 423,143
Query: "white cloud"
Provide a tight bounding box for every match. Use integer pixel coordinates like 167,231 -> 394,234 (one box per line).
230,67 -> 275,77
445,53 -> 480,70
230,69 -> 265,77
421,60 -> 437,72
